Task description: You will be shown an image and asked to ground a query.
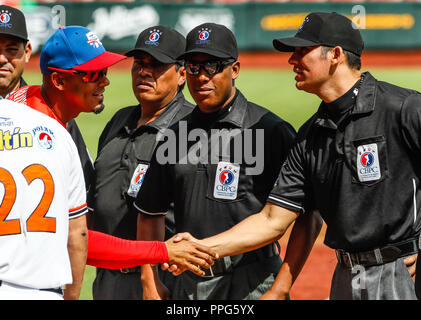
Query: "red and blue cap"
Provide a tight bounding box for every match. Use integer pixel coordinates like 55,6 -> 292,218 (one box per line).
40,26 -> 126,74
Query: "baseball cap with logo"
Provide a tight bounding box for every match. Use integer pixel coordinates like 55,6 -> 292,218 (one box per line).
0,5 -> 28,41
125,25 -> 186,64
273,12 -> 364,57
40,26 -> 126,74
180,23 -> 238,60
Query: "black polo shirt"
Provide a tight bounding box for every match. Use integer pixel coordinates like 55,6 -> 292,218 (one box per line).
269,72 -> 421,251
134,89 -> 296,239
92,92 -> 194,239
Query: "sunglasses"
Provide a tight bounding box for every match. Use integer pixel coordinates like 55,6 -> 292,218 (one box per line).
184,59 -> 235,76
48,67 -> 108,83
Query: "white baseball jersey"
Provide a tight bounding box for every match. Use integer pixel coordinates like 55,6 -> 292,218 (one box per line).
0,100 -> 87,289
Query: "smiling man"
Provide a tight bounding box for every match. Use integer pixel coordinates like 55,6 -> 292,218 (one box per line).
7,25 -> 217,300
135,23 -> 298,300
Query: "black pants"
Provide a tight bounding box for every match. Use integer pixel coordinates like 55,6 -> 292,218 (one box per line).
93,269 -> 143,300
92,268 -> 176,300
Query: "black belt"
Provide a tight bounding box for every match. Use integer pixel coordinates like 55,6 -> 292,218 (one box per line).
119,266 -> 141,274
336,238 -> 419,269
0,280 -> 63,295
201,243 -> 279,278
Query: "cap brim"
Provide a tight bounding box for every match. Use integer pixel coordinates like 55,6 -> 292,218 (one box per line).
125,48 -> 177,64
273,37 -> 320,52
73,51 -> 127,71
178,48 -> 234,60
0,30 -> 27,42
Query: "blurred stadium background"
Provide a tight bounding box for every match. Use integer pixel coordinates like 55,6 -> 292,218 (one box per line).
10,0 -> 421,300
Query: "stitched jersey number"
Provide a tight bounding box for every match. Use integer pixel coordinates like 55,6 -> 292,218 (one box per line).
0,164 -> 56,236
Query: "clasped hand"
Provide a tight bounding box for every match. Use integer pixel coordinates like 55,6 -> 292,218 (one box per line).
164,233 -> 217,276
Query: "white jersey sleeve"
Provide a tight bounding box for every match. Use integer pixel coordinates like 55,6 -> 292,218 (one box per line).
0,100 -> 87,289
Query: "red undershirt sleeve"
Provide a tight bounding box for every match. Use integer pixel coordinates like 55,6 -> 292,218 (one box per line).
86,230 -> 169,269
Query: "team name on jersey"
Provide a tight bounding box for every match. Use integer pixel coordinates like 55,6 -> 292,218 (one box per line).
0,127 -> 33,151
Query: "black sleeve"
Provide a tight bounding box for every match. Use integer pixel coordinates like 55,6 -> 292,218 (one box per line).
134,151 -> 172,215
67,119 -> 95,208
267,138 -> 307,214
401,93 -> 421,161
269,119 -> 297,178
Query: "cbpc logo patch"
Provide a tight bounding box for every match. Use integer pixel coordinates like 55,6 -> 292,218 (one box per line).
0,10 -> 12,28
196,27 -> 211,44
357,144 -> 381,182
127,163 -> 149,197
33,126 -> 55,150
145,29 -> 162,46
214,162 -> 240,200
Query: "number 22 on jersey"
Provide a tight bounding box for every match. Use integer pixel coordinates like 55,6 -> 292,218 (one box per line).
0,164 -> 55,236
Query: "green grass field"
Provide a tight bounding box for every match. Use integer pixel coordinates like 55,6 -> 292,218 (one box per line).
22,67 -> 421,299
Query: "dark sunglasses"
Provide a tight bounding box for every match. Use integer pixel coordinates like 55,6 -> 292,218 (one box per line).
184,59 -> 235,76
48,67 -> 108,83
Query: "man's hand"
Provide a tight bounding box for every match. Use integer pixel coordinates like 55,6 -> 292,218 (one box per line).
165,233 -> 218,276
404,253 -> 417,280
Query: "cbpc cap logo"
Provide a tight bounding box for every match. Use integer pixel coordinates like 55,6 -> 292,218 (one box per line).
219,167 -> 236,185
0,10 -> 11,27
145,29 -> 162,46
360,152 -> 374,167
33,126 -> 55,150
298,16 -> 309,33
197,27 -> 211,44
86,31 -> 102,49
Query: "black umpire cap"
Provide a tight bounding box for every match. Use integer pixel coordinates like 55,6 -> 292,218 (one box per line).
180,23 -> 238,60
273,12 -> 364,57
0,5 -> 28,41
125,25 -> 185,64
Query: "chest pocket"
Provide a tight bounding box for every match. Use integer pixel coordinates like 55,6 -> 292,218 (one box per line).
206,162 -> 249,203
350,135 -> 389,186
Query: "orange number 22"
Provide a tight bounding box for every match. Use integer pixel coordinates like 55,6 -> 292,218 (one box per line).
0,164 -> 55,236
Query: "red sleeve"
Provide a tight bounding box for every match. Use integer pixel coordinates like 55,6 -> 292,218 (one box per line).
86,230 -> 169,269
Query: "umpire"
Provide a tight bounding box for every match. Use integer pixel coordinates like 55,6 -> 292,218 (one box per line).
183,12 -> 420,300
135,23 -> 297,300
91,25 -> 193,300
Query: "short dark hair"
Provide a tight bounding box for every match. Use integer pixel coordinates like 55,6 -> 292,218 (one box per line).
321,46 -> 361,70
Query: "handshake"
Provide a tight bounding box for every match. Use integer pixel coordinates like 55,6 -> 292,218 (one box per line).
163,233 -> 218,277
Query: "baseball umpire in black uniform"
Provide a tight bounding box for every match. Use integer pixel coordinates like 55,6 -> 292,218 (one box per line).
135,23 -> 298,300
172,12 -> 420,300
91,25 -> 193,300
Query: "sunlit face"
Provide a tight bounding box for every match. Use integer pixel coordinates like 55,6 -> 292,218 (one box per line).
0,34 -> 31,97
288,46 -> 331,94
185,53 -> 239,113
131,52 -> 185,108
61,69 -> 110,115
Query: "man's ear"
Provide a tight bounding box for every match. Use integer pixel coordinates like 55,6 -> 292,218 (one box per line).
24,41 -> 32,63
231,60 -> 240,81
177,65 -> 186,87
50,72 -> 66,91
330,46 -> 343,66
